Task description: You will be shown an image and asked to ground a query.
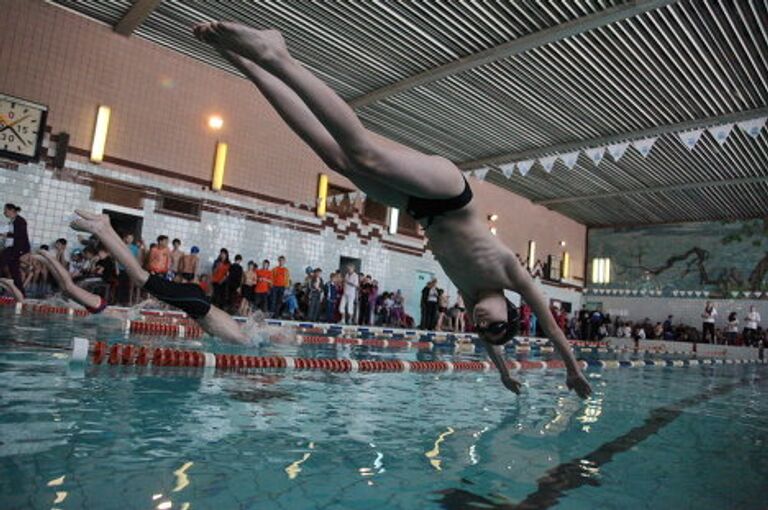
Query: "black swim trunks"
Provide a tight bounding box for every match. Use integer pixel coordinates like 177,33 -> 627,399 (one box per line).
143,274 -> 211,319
406,176 -> 473,228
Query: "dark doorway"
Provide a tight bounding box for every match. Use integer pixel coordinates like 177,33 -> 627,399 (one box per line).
104,209 -> 143,240
339,256 -> 362,274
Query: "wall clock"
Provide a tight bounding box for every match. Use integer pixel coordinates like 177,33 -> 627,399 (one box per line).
0,93 -> 48,162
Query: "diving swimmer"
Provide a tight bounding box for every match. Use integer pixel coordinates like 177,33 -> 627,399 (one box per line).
191,22 -> 591,398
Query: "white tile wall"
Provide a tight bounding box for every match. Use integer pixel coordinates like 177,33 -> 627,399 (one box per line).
1,161 -> 584,321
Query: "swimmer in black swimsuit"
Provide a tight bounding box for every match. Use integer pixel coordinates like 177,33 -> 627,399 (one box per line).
192,22 -> 591,398
69,210 -> 248,344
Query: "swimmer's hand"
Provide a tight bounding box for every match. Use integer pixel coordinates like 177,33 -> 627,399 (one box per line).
566,371 -> 592,399
501,374 -> 522,395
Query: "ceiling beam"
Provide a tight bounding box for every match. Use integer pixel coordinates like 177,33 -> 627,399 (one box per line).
535,175 -> 768,206
348,0 -> 677,108
114,0 -> 162,36
457,106 -> 768,170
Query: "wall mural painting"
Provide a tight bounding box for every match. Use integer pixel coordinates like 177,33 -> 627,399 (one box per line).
589,218 -> 768,299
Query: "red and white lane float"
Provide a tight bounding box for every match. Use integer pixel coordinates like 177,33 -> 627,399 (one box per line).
296,335 -> 434,350
4,301 -> 90,317
124,319 -> 204,339
69,338 -> 586,374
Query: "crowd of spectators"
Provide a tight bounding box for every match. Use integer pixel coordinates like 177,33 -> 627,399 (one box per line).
1,204 -> 766,344
0,211 -> 422,326
562,302 -> 765,347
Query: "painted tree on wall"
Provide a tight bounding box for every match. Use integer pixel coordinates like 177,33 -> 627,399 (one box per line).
720,218 -> 768,292
591,218 -> 768,297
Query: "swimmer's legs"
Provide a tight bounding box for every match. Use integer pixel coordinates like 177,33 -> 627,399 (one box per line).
214,48 -> 407,209
0,277 -> 24,302
194,22 -> 464,200
71,210 -> 150,285
70,210 -> 248,344
33,251 -> 102,310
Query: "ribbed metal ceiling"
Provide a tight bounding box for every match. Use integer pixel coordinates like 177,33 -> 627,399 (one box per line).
50,0 -> 768,226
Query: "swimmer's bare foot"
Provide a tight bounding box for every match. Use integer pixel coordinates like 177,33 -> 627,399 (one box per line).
0,278 -> 24,302
70,209 -> 110,235
192,21 -> 288,67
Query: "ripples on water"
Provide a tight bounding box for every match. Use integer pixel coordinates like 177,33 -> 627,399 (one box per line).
0,309 -> 766,510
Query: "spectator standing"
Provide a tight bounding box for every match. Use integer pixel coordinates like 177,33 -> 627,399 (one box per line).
270,256 -> 290,318
423,278 -> 439,330
662,315 -> 675,340
358,275 -> 372,325
435,289 -> 450,331
254,260 -> 272,313
452,293 -> 465,332
590,310 -> 604,341
701,301 -> 717,343
744,306 -> 761,346
324,272 -> 339,323
116,233 -> 137,305
148,236 -> 171,278
169,238 -> 185,281
307,268 -> 324,321
0,203 -> 30,296
211,248 -> 231,308
178,246 -> 200,282
725,312 -> 738,345
391,289 -> 406,327
368,279 -> 379,325
578,308 -> 590,340
339,264 -> 358,325
242,261 -> 256,305
227,254 -> 244,311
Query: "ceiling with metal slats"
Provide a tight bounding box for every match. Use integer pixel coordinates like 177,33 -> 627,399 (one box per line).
49,0 -> 768,226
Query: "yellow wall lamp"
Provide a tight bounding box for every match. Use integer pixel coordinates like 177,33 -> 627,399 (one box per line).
211,141 -> 228,191
90,105 -> 111,163
316,173 -> 328,217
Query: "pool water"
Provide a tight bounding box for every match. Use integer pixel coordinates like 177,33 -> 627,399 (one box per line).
1,308 -> 766,510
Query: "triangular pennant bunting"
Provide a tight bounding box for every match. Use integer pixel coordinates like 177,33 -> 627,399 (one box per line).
707,123 -> 734,145
559,151 -> 580,169
607,142 -> 630,161
585,147 -> 605,166
538,155 -> 558,173
678,128 -> 705,150
474,167 -> 489,181
737,116 -> 766,138
499,162 -> 516,178
517,160 -> 534,176
631,137 -> 657,157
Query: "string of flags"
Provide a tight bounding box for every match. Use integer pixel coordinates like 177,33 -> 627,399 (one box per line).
464,114 -> 767,180
585,288 -> 766,299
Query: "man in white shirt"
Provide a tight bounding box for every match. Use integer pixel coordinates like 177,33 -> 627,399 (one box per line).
339,264 -> 359,325
701,301 -> 718,343
744,306 -> 761,347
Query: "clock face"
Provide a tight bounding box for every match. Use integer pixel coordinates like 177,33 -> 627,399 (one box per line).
0,93 -> 47,161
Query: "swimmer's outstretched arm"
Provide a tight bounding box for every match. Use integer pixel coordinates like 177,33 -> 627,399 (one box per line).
503,251 -> 592,399
70,210 -> 248,344
0,277 -> 24,302
33,251 -> 102,310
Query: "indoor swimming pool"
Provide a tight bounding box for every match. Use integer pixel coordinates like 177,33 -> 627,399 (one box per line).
0,308 -> 766,510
